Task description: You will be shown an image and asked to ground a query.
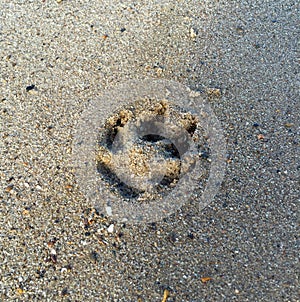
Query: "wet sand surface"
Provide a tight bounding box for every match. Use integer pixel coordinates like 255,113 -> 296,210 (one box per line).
0,1 -> 299,301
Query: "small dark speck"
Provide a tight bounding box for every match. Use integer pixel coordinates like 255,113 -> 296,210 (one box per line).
89,251 -> 99,262
120,28 -> 126,32
236,26 -> 245,34
168,232 -> 178,243
65,264 -> 72,271
36,269 -> 46,279
51,254 -> 57,264
187,233 -> 195,239
200,150 -> 209,159
150,222 -> 157,231
26,84 -> 35,92
253,123 -> 260,127
61,288 -> 69,296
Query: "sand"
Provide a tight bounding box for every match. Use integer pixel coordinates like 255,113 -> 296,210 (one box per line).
0,0 -> 299,301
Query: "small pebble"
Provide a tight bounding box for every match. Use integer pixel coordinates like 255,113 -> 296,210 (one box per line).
206,88 -> 221,97
284,123 -> 294,127
107,224 -> 114,233
257,134 -> 265,140
201,277 -> 212,283
5,184 -> 14,192
106,206 -> 112,216
156,67 -> 163,76
162,289 -> 169,302
26,84 -> 35,92
50,248 -> 56,255
190,27 -> 197,39
236,26 -> 245,34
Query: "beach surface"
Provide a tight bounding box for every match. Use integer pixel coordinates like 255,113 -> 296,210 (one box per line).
0,1 -> 299,301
